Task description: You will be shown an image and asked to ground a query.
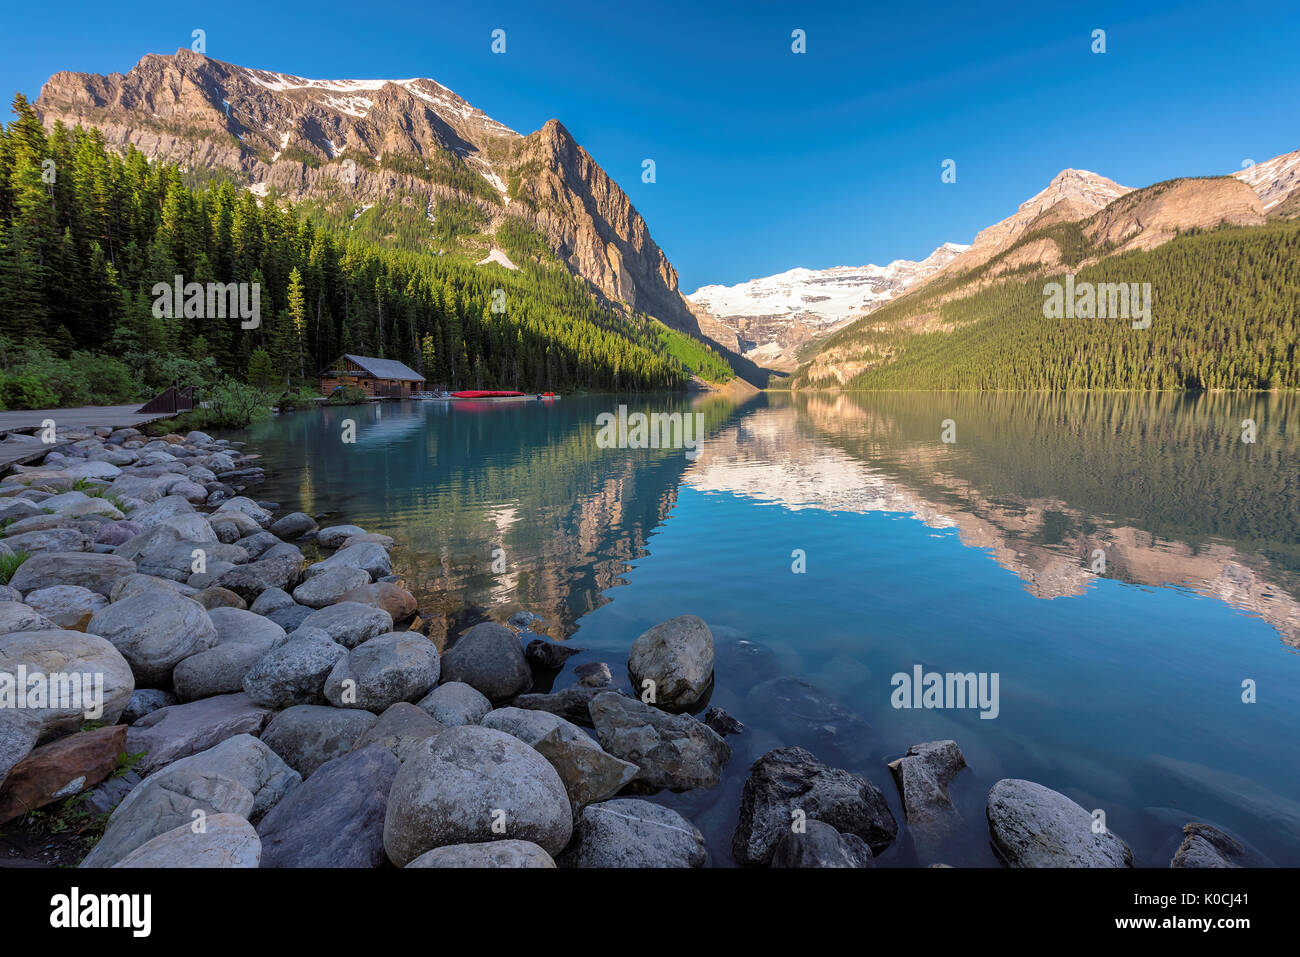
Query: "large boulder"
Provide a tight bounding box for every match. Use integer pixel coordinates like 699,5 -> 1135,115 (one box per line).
215,497 -> 273,528
22,585 -> 107,632
86,586 -> 218,685
417,681 -> 491,726
205,607 -> 286,653
770,819 -> 875,868
383,725 -> 572,866
260,704 -> 378,778
241,628 -> 347,708
887,739 -> 968,862
0,709 -> 41,787
0,629 -> 134,741
352,702 -> 442,762
214,553 -> 305,601
82,734 -> 299,867
9,552 -> 135,596
338,581 -> 418,622
4,527 -> 93,554
588,691 -> 730,792
986,779 -> 1134,868
626,615 -> 715,708
172,643 -> 268,701
297,602 -> 393,649
125,693 -> 274,774
316,525 -> 366,549
291,566 -> 373,609
304,542 -> 391,581
439,622 -> 531,702
0,601 -> 57,635
257,743 -> 398,868
408,840 -> 555,868
113,814 -> 261,868
324,632 -> 440,712
482,707 -> 637,810
559,798 -> 706,868
269,512 -> 317,540
732,747 -> 897,866
137,540 -> 247,582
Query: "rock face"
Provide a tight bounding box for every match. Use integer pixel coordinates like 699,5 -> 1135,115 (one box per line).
1170,822 -> 1245,868
407,840 -> 556,868
1084,177 -> 1265,253
241,628 -> 347,708
887,739 -> 968,860
732,747 -> 898,866
383,725 -> 572,866
257,744 -> 398,868
114,813 -> 261,868
985,779 -> 1134,868
125,693 -> 274,774
86,587 -> 218,685
260,704 -> 378,778
439,622 -> 531,702
770,820 -> 875,868
588,691 -> 730,792
627,615 -> 714,708
323,631 -> 440,712
0,629 -> 134,740
0,725 -> 126,823
481,707 -> 638,809
559,798 -> 706,868
83,734 -> 299,867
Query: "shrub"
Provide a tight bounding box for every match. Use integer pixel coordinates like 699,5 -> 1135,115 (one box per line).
0,550 -> 28,585
190,379 -> 271,429
0,373 -> 59,410
326,384 -> 369,406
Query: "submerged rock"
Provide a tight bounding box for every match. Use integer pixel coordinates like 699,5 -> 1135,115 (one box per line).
747,676 -> 872,762
732,746 -> 897,866
627,614 -> 715,708
887,740 -> 968,861
986,779 -> 1134,868
770,819 -> 875,868
524,639 -> 582,670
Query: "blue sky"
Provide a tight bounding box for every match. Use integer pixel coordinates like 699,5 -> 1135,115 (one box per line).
2,0 -> 1296,290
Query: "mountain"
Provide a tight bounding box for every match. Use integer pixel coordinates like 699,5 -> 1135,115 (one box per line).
34,50 -> 765,381
792,147 -> 1300,390
685,242 -> 968,371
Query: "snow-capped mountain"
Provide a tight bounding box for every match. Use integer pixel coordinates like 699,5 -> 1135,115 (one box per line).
1233,147 -> 1300,213
686,242 -> 969,370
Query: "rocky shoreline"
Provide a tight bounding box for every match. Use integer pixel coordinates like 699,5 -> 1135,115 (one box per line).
0,425 -> 1249,868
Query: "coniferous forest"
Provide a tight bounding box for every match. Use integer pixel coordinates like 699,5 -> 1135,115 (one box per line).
0,95 -> 734,412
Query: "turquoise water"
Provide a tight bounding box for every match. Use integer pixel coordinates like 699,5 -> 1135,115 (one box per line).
227,392 -> 1300,867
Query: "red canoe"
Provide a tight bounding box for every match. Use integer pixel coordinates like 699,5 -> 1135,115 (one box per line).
450,390 -> 526,398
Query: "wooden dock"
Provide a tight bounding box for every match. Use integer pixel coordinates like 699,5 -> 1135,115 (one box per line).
0,404 -> 174,472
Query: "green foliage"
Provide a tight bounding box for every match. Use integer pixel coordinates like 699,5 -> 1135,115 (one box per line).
326,383 -> 369,405
0,549 -> 28,584
793,221 -> 1300,391
192,379 -> 271,429
277,387 -> 323,411
247,347 -> 276,390
653,320 -> 734,383
0,371 -> 58,409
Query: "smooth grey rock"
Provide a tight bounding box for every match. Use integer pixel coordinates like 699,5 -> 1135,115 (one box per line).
9,551 -> 135,596
82,734 -> 298,867
122,688 -> 176,724
234,531 -> 281,560
888,739 -> 968,861
408,839 -> 555,868
269,512 -> 317,540
986,778 -> 1134,868
22,585 -> 108,631
505,686 -> 617,727
206,606 -> 286,653
93,520 -> 145,547
257,743 -> 398,868
114,813 -> 260,868
589,691 -> 730,792
87,587 -> 218,685
0,709 -> 41,787
126,693 -> 274,774
316,525 -> 366,549
559,798 -> 706,868
215,553 -> 304,600
771,819 -> 875,868
304,542 -> 391,581
241,628 -> 348,708
4,527 -> 93,554
383,725 -> 572,866
298,601 -> 393,649
291,566 -> 372,608
627,615 -> 714,708
417,681 -> 491,726
0,601 -> 57,635
0,630 -> 134,741
216,497 -> 273,527
440,622 -> 531,702
173,643 -> 268,701
137,540 -> 247,582
260,704 -> 378,778
324,631 -> 440,712
266,603 -> 314,632
249,587 -> 296,616
352,702 -> 442,762
732,746 -> 897,866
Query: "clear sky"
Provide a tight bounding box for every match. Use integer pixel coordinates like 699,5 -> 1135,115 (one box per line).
1,0 -> 1296,291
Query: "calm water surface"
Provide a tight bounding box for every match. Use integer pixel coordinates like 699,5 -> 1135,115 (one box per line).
223,392 -> 1300,867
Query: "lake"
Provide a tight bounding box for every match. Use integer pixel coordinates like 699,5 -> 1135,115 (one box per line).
225,391 -> 1300,867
